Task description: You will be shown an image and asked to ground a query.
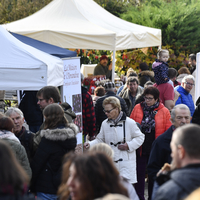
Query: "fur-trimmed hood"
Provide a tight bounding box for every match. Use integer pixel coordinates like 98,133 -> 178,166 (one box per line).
139,70 -> 154,78
40,123 -> 79,141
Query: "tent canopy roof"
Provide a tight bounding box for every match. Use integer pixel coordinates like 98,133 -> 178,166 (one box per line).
11,32 -> 77,58
0,25 -> 63,90
3,0 -> 161,50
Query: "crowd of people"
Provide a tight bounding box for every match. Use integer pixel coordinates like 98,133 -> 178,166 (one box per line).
1,51 -> 200,200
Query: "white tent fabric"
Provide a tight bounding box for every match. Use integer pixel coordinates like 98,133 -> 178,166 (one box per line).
3,0 -> 161,50
0,25 -> 64,90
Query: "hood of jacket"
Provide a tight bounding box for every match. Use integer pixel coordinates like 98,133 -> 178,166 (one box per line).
0,130 -> 20,143
40,123 -> 78,141
152,59 -> 169,68
139,70 -> 154,78
170,164 -> 200,193
60,102 -> 76,120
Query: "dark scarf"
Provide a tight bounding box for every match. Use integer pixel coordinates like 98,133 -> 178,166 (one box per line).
108,111 -> 123,125
15,126 -> 25,138
141,101 -> 159,134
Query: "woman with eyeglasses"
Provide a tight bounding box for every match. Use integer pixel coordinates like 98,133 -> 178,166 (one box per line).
84,96 -> 144,185
174,75 -> 195,116
130,86 -> 172,200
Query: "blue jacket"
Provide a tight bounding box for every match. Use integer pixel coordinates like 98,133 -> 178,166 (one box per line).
175,86 -> 195,116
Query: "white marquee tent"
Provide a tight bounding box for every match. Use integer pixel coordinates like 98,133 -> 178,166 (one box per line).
3,0 -> 161,50
0,25 -> 63,90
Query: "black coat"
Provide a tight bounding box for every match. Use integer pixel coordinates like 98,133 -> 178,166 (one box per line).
138,70 -> 154,87
192,104 -> 200,125
147,126 -> 174,180
31,124 -> 78,194
94,91 -> 129,133
18,127 -> 35,163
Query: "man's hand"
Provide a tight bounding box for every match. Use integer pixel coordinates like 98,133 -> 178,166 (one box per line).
118,143 -> 129,151
157,163 -> 171,177
108,62 -> 112,71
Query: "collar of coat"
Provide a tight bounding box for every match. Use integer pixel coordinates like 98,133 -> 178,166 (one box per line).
107,112 -> 126,123
138,70 -> 154,77
40,123 -> 78,141
120,86 -> 143,100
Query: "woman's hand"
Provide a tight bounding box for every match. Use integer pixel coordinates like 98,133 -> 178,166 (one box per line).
118,143 -> 129,151
84,142 -> 90,150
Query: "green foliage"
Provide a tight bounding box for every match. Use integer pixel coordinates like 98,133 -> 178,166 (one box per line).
121,0 -> 200,54
76,49 -> 112,66
75,46 -> 188,77
0,0 -> 52,24
94,0 -> 139,17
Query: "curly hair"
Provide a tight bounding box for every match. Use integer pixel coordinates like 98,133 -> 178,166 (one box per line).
43,103 -> 68,129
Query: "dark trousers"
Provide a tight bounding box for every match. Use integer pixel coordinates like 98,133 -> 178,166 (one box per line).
134,154 -> 153,200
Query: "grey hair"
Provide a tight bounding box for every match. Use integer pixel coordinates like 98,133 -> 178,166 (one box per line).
171,104 -> 190,122
5,107 -> 24,119
182,75 -> 195,84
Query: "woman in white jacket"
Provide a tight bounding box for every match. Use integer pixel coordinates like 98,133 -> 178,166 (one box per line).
84,96 -> 144,184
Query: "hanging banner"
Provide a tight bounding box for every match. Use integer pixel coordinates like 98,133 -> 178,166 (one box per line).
195,53 -> 200,103
62,57 -> 82,152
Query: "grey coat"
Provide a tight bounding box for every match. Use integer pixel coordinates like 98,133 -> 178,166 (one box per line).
154,164 -> 200,200
3,138 -> 32,178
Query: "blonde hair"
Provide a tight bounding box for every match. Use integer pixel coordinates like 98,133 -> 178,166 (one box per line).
157,49 -> 169,59
90,143 -> 114,158
103,97 -> 121,112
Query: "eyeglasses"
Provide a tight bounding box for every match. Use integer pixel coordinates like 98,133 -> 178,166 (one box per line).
144,96 -> 154,101
185,82 -> 194,86
103,107 -> 116,113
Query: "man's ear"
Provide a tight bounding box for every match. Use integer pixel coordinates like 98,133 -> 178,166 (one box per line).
178,145 -> 185,159
48,97 -> 54,104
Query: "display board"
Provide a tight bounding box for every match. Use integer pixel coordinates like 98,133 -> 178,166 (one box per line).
195,53 -> 200,103
62,57 -> 82,148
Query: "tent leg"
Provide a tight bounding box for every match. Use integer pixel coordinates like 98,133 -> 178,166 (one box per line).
111,50 -> 116,83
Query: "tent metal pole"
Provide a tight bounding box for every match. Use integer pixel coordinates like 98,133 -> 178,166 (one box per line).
111,50 -> 116,83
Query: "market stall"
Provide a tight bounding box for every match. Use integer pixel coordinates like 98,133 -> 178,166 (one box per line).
3,0 -> 162,82
0,25 -> 64,90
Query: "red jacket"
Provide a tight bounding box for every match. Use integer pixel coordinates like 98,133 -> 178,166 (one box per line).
130,102 -> 172,139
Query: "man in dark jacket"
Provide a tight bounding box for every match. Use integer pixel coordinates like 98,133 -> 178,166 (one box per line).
154,124 -> 200,200
147,104 -> 191,196
95,81 -> 129,133
5,107 -> 35,163
93,55 -> 112,79
19,91 -> 43,133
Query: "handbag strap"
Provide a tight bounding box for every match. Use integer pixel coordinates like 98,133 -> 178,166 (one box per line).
123,121 -> 126,143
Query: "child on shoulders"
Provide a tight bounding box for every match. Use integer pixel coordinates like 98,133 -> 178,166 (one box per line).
152,49 -> 173,86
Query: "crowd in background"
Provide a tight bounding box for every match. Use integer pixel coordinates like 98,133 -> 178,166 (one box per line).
1,51 -> 200,200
